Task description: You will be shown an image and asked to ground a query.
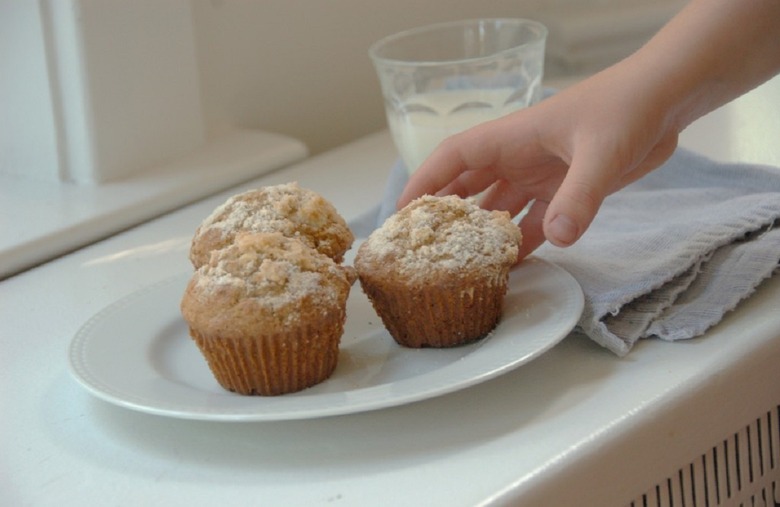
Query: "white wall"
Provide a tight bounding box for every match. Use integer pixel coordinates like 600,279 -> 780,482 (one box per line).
0,1 -> 61,181
191,0 -> 543,157
0,0 -> 684,184
191,0 -> 684,156
1,0 -> 205,184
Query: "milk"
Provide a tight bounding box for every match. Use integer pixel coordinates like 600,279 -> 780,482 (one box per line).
386,88 -> 526,174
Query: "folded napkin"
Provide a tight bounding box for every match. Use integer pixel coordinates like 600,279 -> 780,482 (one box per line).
349,148 -> 780,356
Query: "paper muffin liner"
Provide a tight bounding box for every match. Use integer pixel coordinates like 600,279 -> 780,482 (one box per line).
188,310 -> 345,396
359,269 -> 510,348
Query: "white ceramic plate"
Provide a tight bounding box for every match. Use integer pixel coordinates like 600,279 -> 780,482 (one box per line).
68,257 -> 583,421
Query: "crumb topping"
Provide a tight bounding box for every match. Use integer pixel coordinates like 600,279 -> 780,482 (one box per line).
357,195 -> 521,277
193,232 -> 352,316
189,182 -> 353,266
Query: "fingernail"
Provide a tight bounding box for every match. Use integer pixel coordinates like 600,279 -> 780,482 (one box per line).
548,214 -> 579,246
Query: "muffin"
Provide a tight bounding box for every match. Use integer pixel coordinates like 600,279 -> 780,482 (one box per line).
354,195 -> 521,348
180,232 -> 357,396
189,182 -> 354,268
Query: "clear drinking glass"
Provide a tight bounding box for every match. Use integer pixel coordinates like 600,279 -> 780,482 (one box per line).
370,18 -> 547,175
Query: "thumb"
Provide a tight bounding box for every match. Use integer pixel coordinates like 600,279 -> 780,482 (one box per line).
543,151 -> 614,248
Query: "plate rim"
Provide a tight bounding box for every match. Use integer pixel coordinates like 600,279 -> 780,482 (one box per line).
67,256 -> 583,422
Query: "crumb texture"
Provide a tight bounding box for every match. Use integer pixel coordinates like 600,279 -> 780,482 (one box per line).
356,195 -> 521,280
182,232 -> 355,335
189,182 -> 353,267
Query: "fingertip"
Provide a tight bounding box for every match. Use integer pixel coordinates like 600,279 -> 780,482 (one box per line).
515,200 -> 549,260
545,213 -> 580,247
396,181 -> 427,210
544,159 -> 608,247
516,236 -> 544,262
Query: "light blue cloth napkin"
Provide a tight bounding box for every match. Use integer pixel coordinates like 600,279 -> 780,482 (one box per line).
348,148 -> 780,356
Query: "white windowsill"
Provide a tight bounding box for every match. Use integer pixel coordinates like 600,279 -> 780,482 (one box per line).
0,129 -> 307,279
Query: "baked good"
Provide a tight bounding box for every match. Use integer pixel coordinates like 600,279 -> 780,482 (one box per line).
180,232 -> 356,396
354,195 -> 521,348
189,182 -> 354,269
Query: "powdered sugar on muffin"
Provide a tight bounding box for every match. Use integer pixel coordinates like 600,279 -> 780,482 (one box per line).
186,232 -> 356,331
358,194 -> 521,279
189,182 -> 354,268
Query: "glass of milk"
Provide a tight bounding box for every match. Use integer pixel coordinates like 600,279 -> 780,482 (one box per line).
369,18 -> 547,175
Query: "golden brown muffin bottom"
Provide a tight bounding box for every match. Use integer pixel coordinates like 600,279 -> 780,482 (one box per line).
188,309 -> 345,396
358,270 -> 510,348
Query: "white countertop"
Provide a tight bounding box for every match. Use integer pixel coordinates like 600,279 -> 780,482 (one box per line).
3,77 -> 780,506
